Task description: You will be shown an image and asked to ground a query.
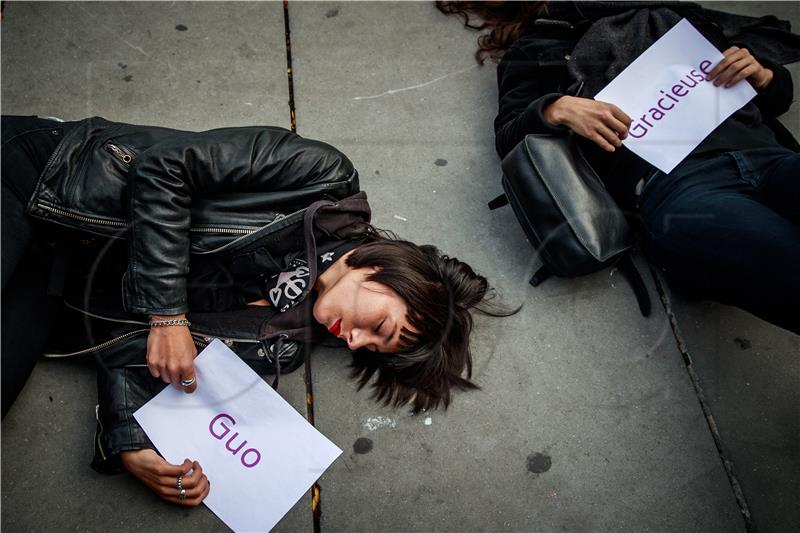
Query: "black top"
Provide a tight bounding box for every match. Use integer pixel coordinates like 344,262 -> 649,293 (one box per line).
239,238 -> 363,313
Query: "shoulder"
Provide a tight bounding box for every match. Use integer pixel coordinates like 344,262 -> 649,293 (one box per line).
500,30 -> 577,67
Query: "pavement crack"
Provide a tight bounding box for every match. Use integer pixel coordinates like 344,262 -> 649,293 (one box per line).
648,263 -> 755,533
283,0 -> 297,133
283,4 -> 320,532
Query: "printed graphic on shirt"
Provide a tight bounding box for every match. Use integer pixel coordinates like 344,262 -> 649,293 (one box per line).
266,257 -> 310,313
261,239 -> 363,313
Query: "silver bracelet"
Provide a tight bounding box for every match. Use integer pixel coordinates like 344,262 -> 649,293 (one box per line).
148,318 -> 191,328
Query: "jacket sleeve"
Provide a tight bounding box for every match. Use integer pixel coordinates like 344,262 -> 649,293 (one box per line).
750,57 -> 794,118
123,127 -> 357,316
494,43 -> 572,159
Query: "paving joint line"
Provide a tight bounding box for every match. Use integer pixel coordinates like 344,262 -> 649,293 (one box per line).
648,263 -> 755,533
282,2 -> 321,532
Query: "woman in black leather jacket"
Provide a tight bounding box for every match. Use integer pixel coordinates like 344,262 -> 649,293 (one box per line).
2,115 -> 497,505
439,1 -> 800,334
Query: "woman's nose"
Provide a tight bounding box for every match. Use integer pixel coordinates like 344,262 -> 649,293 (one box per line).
347,328 -> 369,351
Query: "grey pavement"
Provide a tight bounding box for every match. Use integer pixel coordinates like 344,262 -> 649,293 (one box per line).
1,2 -> 798,532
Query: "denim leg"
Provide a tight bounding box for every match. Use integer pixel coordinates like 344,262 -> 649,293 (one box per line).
641,152 -> 800,334
749,151 -> 799,225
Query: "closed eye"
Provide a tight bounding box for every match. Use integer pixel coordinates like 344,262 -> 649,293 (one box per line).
374,319 -> 385,334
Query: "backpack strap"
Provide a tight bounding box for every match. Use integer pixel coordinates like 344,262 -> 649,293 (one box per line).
529,265 -> 552,287
488,194 -> 509,210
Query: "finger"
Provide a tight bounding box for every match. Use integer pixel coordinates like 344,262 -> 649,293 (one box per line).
608,105 -> 632,128
597,124 -> 622,148
183,378 -> 197,393
707,48 -> 746,81
180,461 -> 204,489
604,115 -> 629,138
154,457 -> 193,480
726,64 -> 760,88
163,368 -> 175,385
147,355 -> 160,379
180,364 -> 198,394
169,477 -> 209,507
589,132 -> 616,152
167,364 -> 183,388
183,475 -> 208,498
721,46 -> 740,56
188,478 -> 211,506
713,56 -> 752,86
197,478 -> 211,503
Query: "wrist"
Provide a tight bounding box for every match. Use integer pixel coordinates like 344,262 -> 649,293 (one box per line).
149,314 -> 191,329
754,68 -> 773,90
149,313 -> 187,320
543,96 -> 567,126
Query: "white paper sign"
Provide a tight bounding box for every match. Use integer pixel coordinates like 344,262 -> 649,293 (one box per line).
594,18 -> 756,173
134,339 -> 342,533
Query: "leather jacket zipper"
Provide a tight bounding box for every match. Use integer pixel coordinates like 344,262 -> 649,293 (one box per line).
105,143 -> 133,164
37,203 -> 127,228
54,302 -> 261,349
194,210 -> 302,255
62,300 -> 149,327
190,225 -> 260,235
43,328 -> 149,358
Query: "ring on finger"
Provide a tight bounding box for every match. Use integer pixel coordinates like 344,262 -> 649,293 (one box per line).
180,376 -> 196,388
179,488 -> 187,501
176,476 -> 183,490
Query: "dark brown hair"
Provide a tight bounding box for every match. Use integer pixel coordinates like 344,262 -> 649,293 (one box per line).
345,235 -> 511,413
436,1 -> 549,63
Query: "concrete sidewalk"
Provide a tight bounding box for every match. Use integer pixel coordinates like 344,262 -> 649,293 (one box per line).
1,2 -> 797,532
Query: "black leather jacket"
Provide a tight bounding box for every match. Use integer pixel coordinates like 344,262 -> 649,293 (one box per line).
27,116 -> 359,316
28,117 -> 363,473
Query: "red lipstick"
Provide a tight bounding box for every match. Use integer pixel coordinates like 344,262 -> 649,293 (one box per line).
328,319 -> 341,337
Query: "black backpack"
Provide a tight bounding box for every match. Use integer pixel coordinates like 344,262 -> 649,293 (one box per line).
489,134 -> 651,316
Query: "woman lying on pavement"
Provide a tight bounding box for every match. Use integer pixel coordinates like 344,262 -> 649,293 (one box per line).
438,1 -> 800,334
1,115 -> 503,505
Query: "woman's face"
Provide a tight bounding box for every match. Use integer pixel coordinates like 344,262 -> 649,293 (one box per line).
313,267 -> 414,353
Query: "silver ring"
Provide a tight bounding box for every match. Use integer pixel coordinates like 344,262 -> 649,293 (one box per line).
179,488 -> 187,501
180,377 -> 196,387
176,476 -> 183,490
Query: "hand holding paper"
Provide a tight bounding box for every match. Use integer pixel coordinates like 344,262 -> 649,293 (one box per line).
706,45 -> 773,89
134,339 -> 342,532
121,449 -> 210,506
593,19 -> 757,173
544,96 -> 632,152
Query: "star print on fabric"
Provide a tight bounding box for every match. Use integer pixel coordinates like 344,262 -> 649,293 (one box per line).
320,252 -> 335,263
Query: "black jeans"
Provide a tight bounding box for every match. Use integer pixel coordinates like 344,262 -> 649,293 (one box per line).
640,147 -> 800,334
1,116 -> 65,417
